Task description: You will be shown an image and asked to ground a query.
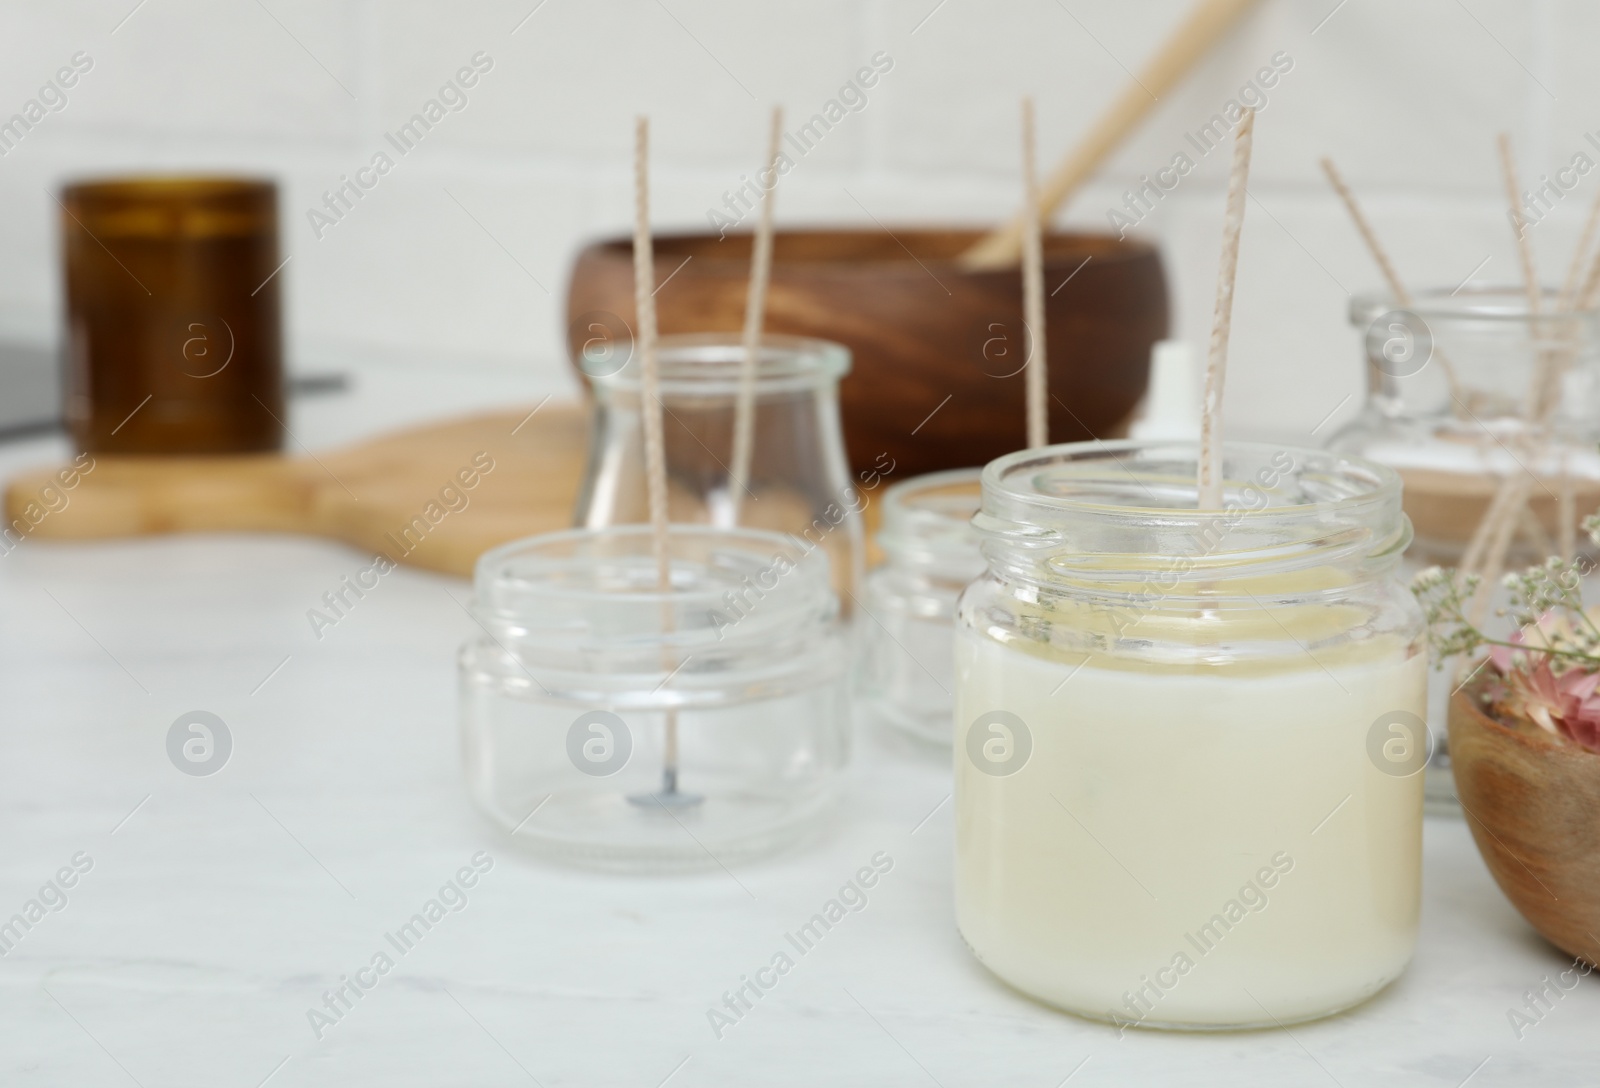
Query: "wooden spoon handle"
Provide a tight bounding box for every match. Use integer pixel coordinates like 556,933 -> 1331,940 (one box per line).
959,0 -> 1266,270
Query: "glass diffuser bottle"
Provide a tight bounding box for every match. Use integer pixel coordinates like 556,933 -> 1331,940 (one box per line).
1331,287 -> 1600,565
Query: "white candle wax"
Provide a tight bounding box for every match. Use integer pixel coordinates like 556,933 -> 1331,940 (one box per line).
954,628 -> 1426,1029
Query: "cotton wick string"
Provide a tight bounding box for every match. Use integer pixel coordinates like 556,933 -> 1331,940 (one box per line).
1197,106 -> 1254,510
632,116 -> 670,591
632,115 -> 682,794
729,106 -> 784,523
1021,96 -> 1048,450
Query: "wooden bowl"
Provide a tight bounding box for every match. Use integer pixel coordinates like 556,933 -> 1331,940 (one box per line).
1449,686 -> 1600,965
566,229 -> 1168,478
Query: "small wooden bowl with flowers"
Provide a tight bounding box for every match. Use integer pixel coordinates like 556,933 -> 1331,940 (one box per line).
1414,553 -> 1600,966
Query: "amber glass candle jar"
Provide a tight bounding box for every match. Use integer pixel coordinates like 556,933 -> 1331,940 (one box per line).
62,177 -> 284,453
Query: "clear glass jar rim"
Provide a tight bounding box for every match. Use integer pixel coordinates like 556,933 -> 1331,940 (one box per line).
974,440 -> 1413,591
588,333 -> 850,394
981,440 -> 1399,522
476,523 -> 829,603
877,467 -> 984,563
63,176 -> 276,202
1349,285 -> 1600,325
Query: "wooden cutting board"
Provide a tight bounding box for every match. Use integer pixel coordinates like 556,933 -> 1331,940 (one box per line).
3,403 -> 590,577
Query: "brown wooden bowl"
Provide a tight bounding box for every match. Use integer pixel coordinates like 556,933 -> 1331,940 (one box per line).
1449,686 -> 1600,966
566,229 -> 1168,478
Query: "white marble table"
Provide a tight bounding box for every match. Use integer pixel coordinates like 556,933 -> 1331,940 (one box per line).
0,369 -> 1594,1087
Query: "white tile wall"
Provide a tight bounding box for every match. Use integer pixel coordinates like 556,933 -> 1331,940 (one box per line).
0,0 -> 1587,435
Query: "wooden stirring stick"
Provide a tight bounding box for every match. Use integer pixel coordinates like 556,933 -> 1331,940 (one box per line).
960,0 -> 1265,270
729,107 -> 784,524
1197,107 -> 1255,509
1021,97 -> 1048,450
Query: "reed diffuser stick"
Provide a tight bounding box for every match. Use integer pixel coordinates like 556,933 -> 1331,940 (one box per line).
1320,157 -> 1467,405
631,116 -> 683,799
1580,245 -> 1600,311
729,106 -> 784,523
1499,134 -> 1542,322
1463,135 -> 1556,622
1021,97 -> 1048,450
1197,107 -> 1254,510
1559,183 -> 1600,310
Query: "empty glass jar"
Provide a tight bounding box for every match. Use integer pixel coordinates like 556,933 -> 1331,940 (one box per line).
459,525 -> 849,869
574,333 -> 864,606
859,468 -> 984,743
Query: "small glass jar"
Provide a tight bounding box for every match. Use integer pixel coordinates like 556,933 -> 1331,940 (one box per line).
954,441 -> 1427,1029
574,333 -> 864,606
860,468 -> 984,743
1332,287 -> 1600,565
459,525 -> 848,870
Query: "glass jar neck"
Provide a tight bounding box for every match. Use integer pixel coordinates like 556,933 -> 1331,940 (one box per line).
877,468 -> 986,582
1349,286 -> 1600,425
586,333 -> 848,399
973,441 -> 1410,610
472,526 -> 837,668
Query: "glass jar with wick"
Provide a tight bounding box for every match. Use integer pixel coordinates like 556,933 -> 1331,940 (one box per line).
459,524 -> 848,869
572,332 -> 865,609
954,440 -> 1427,1028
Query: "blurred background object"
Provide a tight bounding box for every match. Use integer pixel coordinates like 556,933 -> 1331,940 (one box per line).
573,332 -> 864,603
0,0 -> 1586,452
3,404 -> 585,572
1331,288 -> 1600,565
568,230 -> 1166,476
62,176 -> 284,453
0,341 -> 58,439
1129,340 -> 1201,442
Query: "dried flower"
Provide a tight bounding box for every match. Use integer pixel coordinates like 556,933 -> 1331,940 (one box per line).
1495,654 -> 1600,752
1415,552 -> 1600,753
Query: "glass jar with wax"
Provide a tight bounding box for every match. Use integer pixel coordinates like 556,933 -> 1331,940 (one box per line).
860,468 -> 984,743
954,441 -> 1427,1029
459,524 -> 848,870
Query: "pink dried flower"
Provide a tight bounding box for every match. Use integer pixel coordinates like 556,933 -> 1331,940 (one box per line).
1497,656 -> 1600,753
